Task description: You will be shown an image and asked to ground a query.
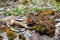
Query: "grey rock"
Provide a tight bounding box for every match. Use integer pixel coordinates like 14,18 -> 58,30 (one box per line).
54,18 -> 60,22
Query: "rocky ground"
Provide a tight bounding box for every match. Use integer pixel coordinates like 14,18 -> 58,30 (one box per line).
0,1 -> 60,40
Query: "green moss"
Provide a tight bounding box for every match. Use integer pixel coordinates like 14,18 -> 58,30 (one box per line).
27,10 -> 56,35
5,29 -> 16,40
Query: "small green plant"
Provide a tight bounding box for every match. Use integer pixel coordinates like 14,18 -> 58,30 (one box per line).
51,2 -> 60,7
4,5 -> 27,16
39,27 -> 45,32
57,7 -> 60,12
29,6 -> 47,13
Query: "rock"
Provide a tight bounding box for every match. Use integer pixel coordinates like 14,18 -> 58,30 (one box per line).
0,33 -> 8,40
55,22 -> 60,35
14,33 -> 26,40
0,8 -> 5,11
55,22 -> 60,27
54,18 -> 60,22
0,16 -> 28,28
29,32 -> 39,40
14,34 -> 20,40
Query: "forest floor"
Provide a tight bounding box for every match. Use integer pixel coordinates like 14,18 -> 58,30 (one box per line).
0,1 -> 60,40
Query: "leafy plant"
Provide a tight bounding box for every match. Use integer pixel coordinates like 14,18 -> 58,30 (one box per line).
4,5 -> 27,16
32,0 -> 37,5
51,2 -> 60,7
57,7 -> 60,12
39,27 -> 45,31
29,6 -> 47,13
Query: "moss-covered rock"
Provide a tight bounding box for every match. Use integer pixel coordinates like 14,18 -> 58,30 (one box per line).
27,10 -> 56,36
5,28 -> 16,40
